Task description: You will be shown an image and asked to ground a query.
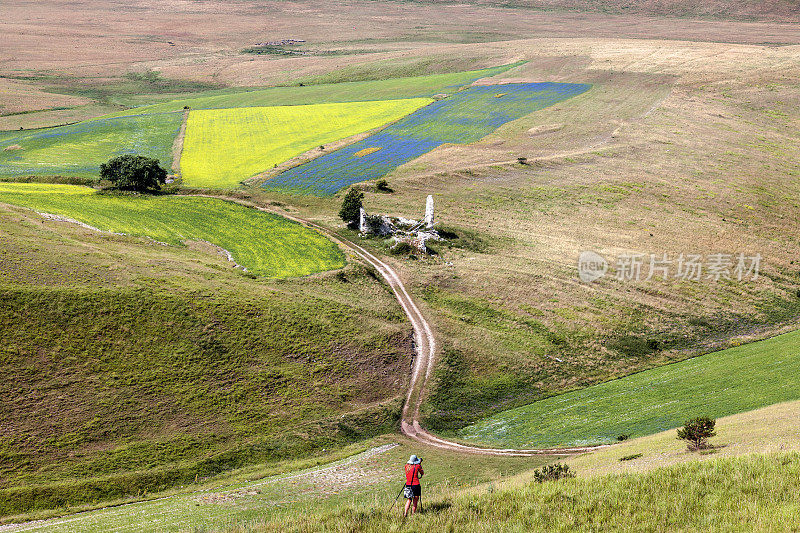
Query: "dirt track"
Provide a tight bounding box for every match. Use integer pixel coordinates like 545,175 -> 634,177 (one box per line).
329,232 -> 608,456
198,194 -> 609,456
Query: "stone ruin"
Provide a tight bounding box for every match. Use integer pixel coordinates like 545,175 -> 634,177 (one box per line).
359,194 -> 441,253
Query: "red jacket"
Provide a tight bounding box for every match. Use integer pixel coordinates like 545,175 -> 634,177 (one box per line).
405,464 -> 423,486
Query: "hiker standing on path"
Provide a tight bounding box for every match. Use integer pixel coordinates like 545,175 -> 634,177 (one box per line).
403,455 -> 424,517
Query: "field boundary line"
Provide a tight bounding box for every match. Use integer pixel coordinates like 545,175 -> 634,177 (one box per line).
171,109 -> 189,178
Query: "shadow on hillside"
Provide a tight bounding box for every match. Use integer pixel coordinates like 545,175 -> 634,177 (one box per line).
419,501 -> 452,514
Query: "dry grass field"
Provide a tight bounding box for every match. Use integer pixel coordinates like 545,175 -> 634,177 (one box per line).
275,37 -> 800,429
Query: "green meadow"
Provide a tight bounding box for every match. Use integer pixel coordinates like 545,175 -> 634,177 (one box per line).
0,440 -> 541,532
240,452 -> 800,532
110,64 -> 516,117
0,113 -> 182,178
458,329 -> 800,448
0,183 -> 344,277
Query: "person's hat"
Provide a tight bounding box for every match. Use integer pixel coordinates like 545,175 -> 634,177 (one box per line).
407,455 -> 422,465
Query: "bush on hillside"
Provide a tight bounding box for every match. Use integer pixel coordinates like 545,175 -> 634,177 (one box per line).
532,463 -> 575,483
677,416 -> 716,450
389,241 -> 413,256
338,188 -> 364,226
375,179 -> 392,192
100,154 -> 167,192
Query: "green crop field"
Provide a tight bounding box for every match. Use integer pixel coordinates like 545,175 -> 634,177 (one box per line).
0,183 -> 344,277
458,329 -> 800,448
179,98 -> 431,188
110,64 -> 517,117
0,113 -> 183,178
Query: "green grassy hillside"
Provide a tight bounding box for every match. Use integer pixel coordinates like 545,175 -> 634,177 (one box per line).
241,452 -> 800,532
0,438 -> 544,531
458,329 -> 800,448
0,183 -> 344,277
13,398 -> 800,531
0,201 -> 409,517
238,400 -> 800,532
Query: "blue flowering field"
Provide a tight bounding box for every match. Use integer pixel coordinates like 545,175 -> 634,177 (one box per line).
262,82 -> 591,196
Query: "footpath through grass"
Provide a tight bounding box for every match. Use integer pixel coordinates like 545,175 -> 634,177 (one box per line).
458,329 -> 800,448
0,183 -> 344,277
0,440 -> 541,532
180,98 -> 431,188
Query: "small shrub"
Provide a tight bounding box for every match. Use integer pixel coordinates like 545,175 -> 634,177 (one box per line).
389,241 -> 413,256
532,463 -> 574,483
375,179 -> 392,192
517,156 -> 528,165
617,434 -> 630,441
646,339 -> 661,351
435,224 -> 491,253
335,271 -> 348,283
619,453 -> 643,461
677,416 -> 716,451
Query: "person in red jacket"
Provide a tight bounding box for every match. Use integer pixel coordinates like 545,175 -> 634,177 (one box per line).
403,455 -> 424,517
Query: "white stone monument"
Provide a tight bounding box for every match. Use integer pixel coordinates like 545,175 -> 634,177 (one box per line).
359,207 -> 367,233
424,195 -> 434,228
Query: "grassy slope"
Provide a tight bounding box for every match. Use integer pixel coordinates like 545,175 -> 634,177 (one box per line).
0,201 -> 409,517
449,0 -> 800,22
2,437 -> 546,531
0,183 -> 344,277
13,399 -> 800,531
0,113 -> 182,178
458,330 -> 800,447
180,98 -> 432,188
565,399 -> 800,477
242,452 -> 800,532
228,401 -> 800,532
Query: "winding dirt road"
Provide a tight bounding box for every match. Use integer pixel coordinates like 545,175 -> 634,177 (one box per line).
188,194 -> 608,456
328,232 -> 607,457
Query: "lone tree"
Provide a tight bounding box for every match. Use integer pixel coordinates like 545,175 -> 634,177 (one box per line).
100,155 -> 167,192
339,188 -> 364,226
677,416 -> 716,450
